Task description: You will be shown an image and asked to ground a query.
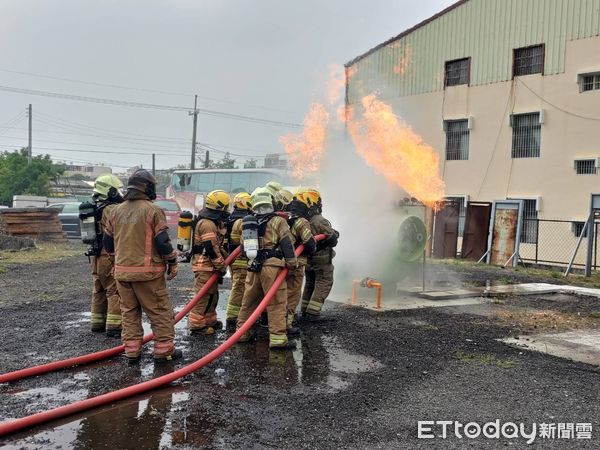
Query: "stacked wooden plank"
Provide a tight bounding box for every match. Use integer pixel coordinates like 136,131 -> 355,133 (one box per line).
0,208 -> 66,241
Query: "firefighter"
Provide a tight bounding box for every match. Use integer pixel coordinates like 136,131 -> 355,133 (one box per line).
298,189 -> 339,318
103,169 -> 181,363
286,198 -> 316,330
189,190 -> 230,335
265,180 -> 282,197
87,174 -> 124,337
236,187 -> 298,349
273,189 -> 294,215
225,192 -> 252,328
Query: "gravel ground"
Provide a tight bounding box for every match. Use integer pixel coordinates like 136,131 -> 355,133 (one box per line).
1,253 -> 600,449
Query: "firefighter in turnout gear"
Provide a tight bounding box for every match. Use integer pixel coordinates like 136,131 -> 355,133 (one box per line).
86,174 -> 124,337
225,192 -> 252,328
189,190 -> 230,335
236,187 -> 298,349
286,198 -> 316,330
273,189 -> 293,213
298,189 -> 339,317
103,169 -> 182,363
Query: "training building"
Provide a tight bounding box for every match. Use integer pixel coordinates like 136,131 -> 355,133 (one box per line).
345,0 -> 600,265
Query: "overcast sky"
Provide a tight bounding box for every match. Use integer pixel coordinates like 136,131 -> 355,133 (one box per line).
0,0 -> 454,171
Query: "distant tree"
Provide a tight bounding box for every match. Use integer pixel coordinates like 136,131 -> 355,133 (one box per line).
0,149 -> 64,205
211,152 -> 237,169
68,173 -> 90,181
244,158 -> 258,169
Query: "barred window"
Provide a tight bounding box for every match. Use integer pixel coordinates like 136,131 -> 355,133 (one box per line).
445,196 -> 466,237
579,73 -> 600,92
513,45 -> 544,77
445,58 -> 470,87
575,159 -> 597,175
572,222 -> 588,238
511,113 -> 541,158
444,119 -> 469,160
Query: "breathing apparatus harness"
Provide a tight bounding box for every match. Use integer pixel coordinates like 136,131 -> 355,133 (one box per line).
79,195 -> 123,261
244,213 -> 287,273
177,208 -> 229,263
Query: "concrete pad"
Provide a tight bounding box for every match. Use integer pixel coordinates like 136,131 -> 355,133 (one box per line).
502,330 -> 600,366
419,289 -> 483,300
330,295 -> 487,311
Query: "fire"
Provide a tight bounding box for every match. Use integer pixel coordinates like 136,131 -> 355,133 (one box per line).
345,94 -> 445,207
326,64 -> 357,106
279,102 -> 330,181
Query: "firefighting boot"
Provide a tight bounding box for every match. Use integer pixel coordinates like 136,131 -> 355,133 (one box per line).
269,341 -> 297,351
190,326 -> 215,336
212,320 -> 224,331
154,349 -> 183,364
237,330 -> 256,343
91,325 -> 105,333
226,318 -> 237,330
106,329 -> 121,338
286,326 -> 301,336
125,354 -> 141,364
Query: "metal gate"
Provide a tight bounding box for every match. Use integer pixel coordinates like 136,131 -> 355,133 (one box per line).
433,201 -> 460,258
461,202 -> 492,261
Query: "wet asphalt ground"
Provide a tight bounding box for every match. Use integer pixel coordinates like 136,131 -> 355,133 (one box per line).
1,251 -> 600,449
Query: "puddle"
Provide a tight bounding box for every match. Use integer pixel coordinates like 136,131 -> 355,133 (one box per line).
2,291 -> 384,448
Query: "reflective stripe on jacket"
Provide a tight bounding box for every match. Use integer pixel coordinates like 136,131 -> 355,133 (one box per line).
191,218 -> 226,272
105,199 -> 169,281
290,217 -> 313,266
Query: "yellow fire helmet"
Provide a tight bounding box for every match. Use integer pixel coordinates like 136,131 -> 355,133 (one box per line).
233,192 -> 252,210
204,190 -> 230,211
93,174 -> 123,199
274,189 -> 293,208
297,188 -> 321,208
251,187 -> 274,209
265,180 -> 282,196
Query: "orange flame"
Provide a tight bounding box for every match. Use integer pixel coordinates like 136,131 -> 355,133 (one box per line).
345,94 -> 445,207
326,64 -> 357,106
279,102 -> 330,181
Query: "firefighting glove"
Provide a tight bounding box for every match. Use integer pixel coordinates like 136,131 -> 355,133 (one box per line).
166,262 -> 178,280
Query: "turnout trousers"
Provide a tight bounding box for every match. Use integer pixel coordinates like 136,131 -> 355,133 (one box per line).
226,267 -> 247,321
236,265 -> 288,348
189,271 -> 219,330
91,255 -> 122,332
117,277 -> 175,358
301,263 -> 334,316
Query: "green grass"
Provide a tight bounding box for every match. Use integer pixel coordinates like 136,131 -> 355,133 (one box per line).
454,351 -> 516,369
0,242 -> 82,270
435,258 -> 600,289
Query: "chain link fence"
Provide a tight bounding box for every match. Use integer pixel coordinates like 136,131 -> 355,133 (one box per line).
519,219 -> 599,268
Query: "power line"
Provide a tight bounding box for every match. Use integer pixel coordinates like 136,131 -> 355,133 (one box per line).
516,77 -> 600,121
0,84 -> 301,128
0,67 -> 301,115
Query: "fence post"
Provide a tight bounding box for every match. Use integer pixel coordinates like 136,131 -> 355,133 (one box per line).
535,219 -> 539,264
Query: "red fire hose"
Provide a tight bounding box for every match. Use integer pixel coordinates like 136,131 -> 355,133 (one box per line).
0,235 -> 325,437
0,247 -> 241,384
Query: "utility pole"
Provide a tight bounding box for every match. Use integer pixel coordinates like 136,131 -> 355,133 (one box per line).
204,150 -> 209,169
152,153 -> 156,175
27,104 -> 32,164
190,95 -> 198,169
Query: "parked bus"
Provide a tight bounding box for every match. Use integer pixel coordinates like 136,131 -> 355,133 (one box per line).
166,168 -> 288,212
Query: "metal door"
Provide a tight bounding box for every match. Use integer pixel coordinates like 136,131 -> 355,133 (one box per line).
432,202 -> 459,258
461,202 -> 492,261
